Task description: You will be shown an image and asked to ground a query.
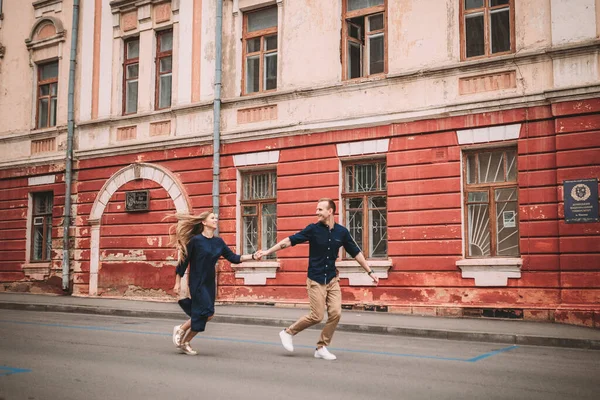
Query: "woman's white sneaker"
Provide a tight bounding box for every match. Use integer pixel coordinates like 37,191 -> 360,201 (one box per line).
279,329 -> 294,352
172,325 -> 185,346
314,346 -> 336,360
180,342 -> 197,356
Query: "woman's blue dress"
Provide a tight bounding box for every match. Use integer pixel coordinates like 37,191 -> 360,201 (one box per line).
175,234 -> 241,332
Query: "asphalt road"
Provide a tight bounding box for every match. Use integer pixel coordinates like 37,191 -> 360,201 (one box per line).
1,310 -> 599,400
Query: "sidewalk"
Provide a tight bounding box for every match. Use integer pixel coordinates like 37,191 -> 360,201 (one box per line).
1,292 -> 599,350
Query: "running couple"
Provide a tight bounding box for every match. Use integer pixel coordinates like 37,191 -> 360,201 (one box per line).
170,198 -> 378,359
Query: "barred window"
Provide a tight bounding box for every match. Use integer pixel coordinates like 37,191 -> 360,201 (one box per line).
343,161 -> 387,258
31,192 -> 53,261
242,171 -> 277,259
464,148 -> 519,257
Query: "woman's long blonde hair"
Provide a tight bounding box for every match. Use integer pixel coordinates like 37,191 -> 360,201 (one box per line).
168,211 -> 212,262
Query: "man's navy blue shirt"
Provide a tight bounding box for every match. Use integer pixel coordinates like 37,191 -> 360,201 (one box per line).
289,222 -> 361,284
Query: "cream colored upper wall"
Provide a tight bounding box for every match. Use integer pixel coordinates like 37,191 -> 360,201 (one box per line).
389,0 -> 457,71
3,0 -> 600,164
551,0 -> 597,45
515,0 -> 552,51
200,0 -> 216,101
221,0 -> 569,95
277,0 -> 341,90
0,2 -> 34,136
0,1 -> 73,136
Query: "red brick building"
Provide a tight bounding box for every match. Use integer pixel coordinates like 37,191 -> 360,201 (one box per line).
0,0 -> 598,327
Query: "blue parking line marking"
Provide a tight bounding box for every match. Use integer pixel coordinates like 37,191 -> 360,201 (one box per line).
0,319 -> 518,363
0,366 -> 32,377
466,345 -> 519,362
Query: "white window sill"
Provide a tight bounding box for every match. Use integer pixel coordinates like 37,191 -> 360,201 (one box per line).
231,261 -> 279,285
456,258 -> 523,287
335,259 -> 392,286
22,262 -> 51,280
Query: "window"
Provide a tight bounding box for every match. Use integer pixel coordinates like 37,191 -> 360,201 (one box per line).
243,7 -> 278,95
155,30 -> 172,109
343,161 -> 387,258
464,148 -> 518,257
460,0 -> 514,60
342,0 -> 386,80
31,192 -> 53,262
123,38 -> 139,115
241,171 -> 277,259
36,61 -> 58,129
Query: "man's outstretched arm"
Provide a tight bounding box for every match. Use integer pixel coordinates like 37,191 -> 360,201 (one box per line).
257,237 -> 292,259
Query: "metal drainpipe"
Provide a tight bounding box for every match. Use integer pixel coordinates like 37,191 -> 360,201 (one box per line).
62,0 -> 80,291
212,0 -> 223,228
212,0 -> 223,295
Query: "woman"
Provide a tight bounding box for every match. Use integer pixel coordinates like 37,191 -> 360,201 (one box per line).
170,211 -> 258,355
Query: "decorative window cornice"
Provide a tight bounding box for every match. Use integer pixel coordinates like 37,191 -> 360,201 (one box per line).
25,16 -> 66,50
33,0 -> 62,10
110,0 -> 169,13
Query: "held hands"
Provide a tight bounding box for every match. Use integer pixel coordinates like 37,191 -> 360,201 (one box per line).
253,250 -> 266,260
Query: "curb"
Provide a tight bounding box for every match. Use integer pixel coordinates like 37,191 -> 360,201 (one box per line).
1,302 -> 599,350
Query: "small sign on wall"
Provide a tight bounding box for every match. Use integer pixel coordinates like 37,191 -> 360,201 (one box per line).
503,211 -> 516,228
564,179 -> 599,223
125,190 -> 149,212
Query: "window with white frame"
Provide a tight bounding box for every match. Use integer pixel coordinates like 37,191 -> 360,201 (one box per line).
343,161 -> 387,258
243,6 -> 278,95
464,148 -> 519,257
241,171 -> 277,259
31,192 -> 53,262
343,0 -> 386,80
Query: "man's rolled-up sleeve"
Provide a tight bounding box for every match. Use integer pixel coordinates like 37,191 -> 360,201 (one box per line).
343,229 -> 361,258
289,224 -> 313,246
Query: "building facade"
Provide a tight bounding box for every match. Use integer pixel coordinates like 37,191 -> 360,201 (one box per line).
1,0 -> 599,327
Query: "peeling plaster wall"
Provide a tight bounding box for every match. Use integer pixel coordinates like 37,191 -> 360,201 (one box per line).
71,146 -> 212,296
0,164 -> 66,293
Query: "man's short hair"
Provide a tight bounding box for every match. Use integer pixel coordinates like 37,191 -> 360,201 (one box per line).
318,198 -> 336,214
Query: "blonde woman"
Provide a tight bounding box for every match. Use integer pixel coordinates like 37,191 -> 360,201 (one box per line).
170,211 -> 258,355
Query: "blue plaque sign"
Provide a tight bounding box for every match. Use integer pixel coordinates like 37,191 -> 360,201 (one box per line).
563,179 -> 599,223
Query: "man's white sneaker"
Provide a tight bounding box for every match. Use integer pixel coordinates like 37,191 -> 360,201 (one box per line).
314,346 -> 336,361
180,342 -> 197,356
279,329 -> 294,352
172,325 -> 185,346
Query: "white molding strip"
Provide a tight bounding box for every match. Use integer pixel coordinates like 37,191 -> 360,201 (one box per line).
233,150 -> 280,167
28,175 -> 56,186
336,138 -> 389,157
457,123 -> 521,145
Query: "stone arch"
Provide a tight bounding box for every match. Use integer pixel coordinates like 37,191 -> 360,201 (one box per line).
87,163 -> 191,296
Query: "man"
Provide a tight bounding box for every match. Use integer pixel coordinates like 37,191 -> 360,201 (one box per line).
257,198 -> 378,361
